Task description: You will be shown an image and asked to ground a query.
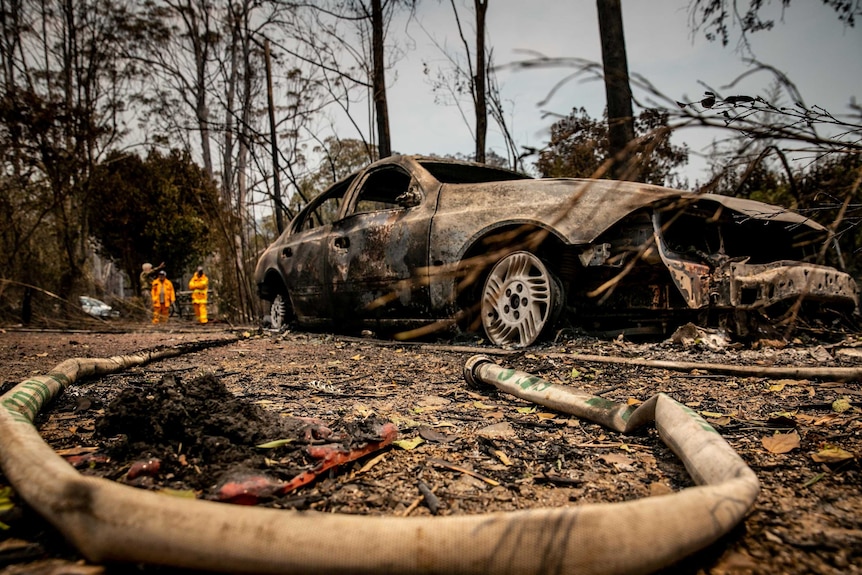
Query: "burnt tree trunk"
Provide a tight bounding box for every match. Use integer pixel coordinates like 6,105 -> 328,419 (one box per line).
474,0 -> 488,163
597,0 -> 635,179
371,0 -> 392,158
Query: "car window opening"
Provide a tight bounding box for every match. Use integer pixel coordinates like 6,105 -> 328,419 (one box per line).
352,169 -> 412,215
418,160 -> 529,183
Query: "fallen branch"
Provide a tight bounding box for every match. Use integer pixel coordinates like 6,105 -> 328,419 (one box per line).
428,458 -> 501,486
548,352 -> 862,382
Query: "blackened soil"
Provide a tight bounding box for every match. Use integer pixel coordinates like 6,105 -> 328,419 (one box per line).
94,372 -> 392,500
95,373 -> 290,493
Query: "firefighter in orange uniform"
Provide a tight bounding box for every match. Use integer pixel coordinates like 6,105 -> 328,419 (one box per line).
188,266 -> 209,324
151,270 -> 175,324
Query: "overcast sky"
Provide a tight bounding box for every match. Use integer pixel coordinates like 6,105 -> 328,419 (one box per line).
366,0 -> 861,183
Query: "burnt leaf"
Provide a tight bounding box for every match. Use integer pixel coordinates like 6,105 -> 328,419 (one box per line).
725,95 -> 755,105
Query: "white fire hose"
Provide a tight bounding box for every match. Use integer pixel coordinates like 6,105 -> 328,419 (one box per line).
0,349 -> 758,575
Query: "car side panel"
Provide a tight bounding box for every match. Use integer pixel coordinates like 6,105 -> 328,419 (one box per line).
327,206 -> 433,320
278,226 -> 332,323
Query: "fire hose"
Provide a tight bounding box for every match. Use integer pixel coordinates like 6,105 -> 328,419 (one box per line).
0,349 -> 758,575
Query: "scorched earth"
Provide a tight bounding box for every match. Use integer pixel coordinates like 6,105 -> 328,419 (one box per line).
0,324 -> 860,574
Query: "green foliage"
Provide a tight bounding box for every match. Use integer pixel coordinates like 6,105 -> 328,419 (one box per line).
535,107 -> 688,186
708,158 -> 788,205
0,0 -> 151,316
708,152 -> 862,275
433,150 -> 511,169
535,108 -> 609,179
87,149 -> 221,292
796,154 -> 862,275
0,174 -> 70,321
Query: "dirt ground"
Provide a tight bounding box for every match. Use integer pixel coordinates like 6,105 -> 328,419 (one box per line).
0,321 -> 860,574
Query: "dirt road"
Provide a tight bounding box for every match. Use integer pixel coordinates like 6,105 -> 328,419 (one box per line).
1,325 -> 860,574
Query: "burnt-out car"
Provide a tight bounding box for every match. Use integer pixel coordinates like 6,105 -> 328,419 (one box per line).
255,155 -> 858,347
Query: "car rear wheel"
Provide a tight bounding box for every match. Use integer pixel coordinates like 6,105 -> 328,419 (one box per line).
269,293 -> 291,331
481,251 -> 562,348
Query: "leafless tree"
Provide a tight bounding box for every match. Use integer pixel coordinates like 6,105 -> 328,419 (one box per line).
419,0 -> 523,167
131,0 -> 220,179
370,0 -> 393,157
125,1 -> 329,321
472,0 -> 487,162
286,1 -> 416,161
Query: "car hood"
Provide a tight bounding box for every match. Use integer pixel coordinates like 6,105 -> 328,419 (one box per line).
440,178 -> 826,245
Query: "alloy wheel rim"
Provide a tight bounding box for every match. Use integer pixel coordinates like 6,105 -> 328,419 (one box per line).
481,251 -> 555,348
271,294 -> 287,330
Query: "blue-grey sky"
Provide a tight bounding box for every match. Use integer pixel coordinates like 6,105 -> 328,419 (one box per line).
369,0 -> 861,183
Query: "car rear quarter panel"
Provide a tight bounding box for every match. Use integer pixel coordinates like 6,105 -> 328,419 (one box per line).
254,243 -> 283,301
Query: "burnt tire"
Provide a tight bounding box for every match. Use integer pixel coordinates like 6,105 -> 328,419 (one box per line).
480,251 -> 563,348
269,292 -> 291,331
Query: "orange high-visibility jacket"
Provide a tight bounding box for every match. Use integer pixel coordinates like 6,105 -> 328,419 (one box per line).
151,278 -> 176,307
188,273 -> 208,304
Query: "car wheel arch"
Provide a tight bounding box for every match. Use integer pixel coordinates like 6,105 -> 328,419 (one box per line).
458,223 -> 571,282
454,224 -> 575,335
259,268 -> 287,300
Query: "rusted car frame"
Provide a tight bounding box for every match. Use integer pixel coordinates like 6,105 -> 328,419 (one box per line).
255,155 -> 857,347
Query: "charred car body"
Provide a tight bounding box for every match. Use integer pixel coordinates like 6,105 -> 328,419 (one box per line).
255,155 -> 857,347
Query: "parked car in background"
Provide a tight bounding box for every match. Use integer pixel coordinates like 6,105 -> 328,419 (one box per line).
79,296 -> 120,319
255,155 -> 858,348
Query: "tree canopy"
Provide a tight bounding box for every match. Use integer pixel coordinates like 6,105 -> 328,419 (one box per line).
535,107 -> 689,187
87,150 -> 221,292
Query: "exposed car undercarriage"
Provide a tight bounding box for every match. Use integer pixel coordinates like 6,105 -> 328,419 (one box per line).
556,201 -> 857,339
